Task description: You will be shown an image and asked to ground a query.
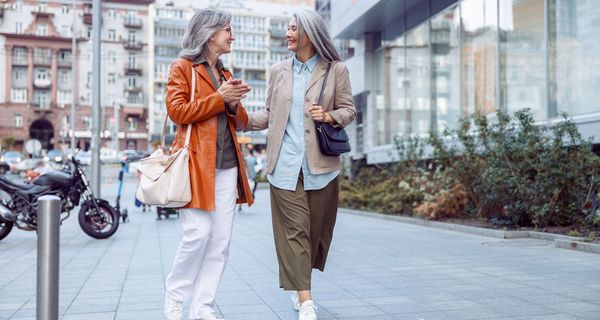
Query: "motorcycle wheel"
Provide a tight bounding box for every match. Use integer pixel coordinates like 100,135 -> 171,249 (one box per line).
0,219 -> 14,241
78,200 -> 119,239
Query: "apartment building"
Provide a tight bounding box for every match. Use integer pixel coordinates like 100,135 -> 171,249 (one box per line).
0,0 -> 153,153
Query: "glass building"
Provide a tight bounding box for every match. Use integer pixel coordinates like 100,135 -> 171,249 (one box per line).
329,0 -> 600,164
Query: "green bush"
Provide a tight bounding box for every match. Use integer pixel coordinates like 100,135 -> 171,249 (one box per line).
429,109 -> 600,229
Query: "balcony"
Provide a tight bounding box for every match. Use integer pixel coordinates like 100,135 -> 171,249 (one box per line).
124,41 -> 144,51
83,12 -> 92,25
34,78 -> 51,89
124,92 -> 143,105
57,58 -> 72,68
12,56 -> 28,66
124,17 -> 143,29
124,66 -> 143,76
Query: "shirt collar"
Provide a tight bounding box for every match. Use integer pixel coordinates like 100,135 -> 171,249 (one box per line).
293,54 -> 319,74
192,56 -> 226,72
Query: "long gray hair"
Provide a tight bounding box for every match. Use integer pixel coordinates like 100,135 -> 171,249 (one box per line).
179,9 -> 231,64
293,9 -> 340,63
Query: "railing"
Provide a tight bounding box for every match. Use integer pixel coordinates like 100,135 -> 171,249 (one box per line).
124,17 -> 143,28
124,41 -> 144,50
124,66 -> 142,75
12,56 -> 28,66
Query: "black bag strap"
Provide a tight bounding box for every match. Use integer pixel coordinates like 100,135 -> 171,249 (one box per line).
317,63 -> 332,106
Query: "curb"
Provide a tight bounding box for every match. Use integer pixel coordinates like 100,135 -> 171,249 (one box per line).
339,208 -> 600,255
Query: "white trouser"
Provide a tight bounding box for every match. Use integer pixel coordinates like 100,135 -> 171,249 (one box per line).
165,167 -> 238,319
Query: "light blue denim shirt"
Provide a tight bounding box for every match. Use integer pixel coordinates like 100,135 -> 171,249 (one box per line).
268,54 -> 339,191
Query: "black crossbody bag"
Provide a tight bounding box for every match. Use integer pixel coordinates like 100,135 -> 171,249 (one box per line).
314,63 -> 351,156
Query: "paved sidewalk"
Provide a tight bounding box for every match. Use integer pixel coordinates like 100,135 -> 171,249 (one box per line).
1,170 -> 600,320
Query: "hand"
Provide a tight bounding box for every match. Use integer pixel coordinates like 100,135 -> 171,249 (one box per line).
308,102 -> 333,123
218,79 -> 252,105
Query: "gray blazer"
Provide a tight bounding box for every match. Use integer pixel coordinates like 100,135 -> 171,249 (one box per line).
245,58 -> 356,175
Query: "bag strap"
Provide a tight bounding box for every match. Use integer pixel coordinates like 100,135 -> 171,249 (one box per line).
317,63 -> 332,106
160,66 -> 194,149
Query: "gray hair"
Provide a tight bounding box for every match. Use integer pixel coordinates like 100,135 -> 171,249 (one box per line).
179,9 -> 231,64
293,9 -> 340,63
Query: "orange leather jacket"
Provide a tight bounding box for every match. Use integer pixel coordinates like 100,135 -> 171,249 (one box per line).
166,58 -> 254,211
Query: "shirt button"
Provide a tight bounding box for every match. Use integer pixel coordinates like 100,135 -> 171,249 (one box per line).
305,97 -> 309,102
305,129 -> 310,133
304,113 -> 309,118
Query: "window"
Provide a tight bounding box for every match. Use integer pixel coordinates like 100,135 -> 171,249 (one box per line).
36,2 -> 47,13
36,24 -> 48,36
11,89 -> 27,103
431,3 -> 461,132
82,116 -> 92,130
128,77 -> 137,88
108,9 -> 116,19
87,27 -> 92,39
127,117 -> 137,131
108,29 -> 116,41
87,72 -> 92,88
108,73 -> 116,85
499,0 -> 546,120
59,70 -> 70,84
61,25 -> 70,37
128,55 -> 136,68
128,30 -> 136,43
15,115 -> 23,128
108,51 -> 116,63
34,91 -> 50,109
15,22 -> 23,34
548,0 -> 600,116
57,91 -> 72,107
62,5 -> 70,14
461,0 -> 498,115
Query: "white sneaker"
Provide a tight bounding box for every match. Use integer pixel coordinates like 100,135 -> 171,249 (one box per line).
298,300 -> 317,320
197,313 -> 224,320
164,292 -> 183,320
291,291 -> 300,311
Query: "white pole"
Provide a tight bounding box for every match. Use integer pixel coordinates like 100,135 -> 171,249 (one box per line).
91,0 -> 101,196
70,0 -> 77,153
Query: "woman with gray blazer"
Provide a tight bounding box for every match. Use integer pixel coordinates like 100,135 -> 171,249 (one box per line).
245,9 -> 356,320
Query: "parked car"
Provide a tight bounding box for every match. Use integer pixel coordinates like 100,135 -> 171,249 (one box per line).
1,151 -> 23,167
118,149 -> 145,162
44,149 -> 64,163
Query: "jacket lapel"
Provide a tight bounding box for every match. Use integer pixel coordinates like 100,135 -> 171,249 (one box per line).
193,64 -> 217,90
305,58 -> 328,96
278,59 -> 294,119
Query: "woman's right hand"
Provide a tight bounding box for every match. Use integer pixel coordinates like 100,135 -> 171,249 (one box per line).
218,79 -> 252,105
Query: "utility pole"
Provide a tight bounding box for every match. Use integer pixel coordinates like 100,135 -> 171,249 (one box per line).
91,0 -> 101,196
70,0 -> 77,153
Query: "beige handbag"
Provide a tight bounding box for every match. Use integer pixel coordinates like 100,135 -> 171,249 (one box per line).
135,67 -> 196,208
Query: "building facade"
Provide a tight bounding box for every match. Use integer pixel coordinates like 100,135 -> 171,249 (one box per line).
329,0 -> 600,164
0,0 -> 153,154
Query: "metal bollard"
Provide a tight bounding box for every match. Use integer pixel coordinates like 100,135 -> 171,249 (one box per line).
37,195 -> 61,320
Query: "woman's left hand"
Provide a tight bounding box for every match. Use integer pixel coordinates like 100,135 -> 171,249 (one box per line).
308,102 -> 334,123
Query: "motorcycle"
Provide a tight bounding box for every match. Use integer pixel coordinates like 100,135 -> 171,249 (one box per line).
0,154 -> 120,240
